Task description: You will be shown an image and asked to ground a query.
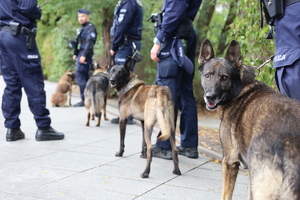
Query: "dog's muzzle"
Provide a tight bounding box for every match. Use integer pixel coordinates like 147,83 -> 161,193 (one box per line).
110,79 -> 117,88
204,92 -> 221,110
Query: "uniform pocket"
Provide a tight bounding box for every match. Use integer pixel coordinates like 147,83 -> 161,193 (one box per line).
157,55 -> 179,78
21,54 -> 42,76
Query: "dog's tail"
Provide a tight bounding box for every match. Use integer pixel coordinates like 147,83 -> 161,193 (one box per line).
156,88 -> 174,141
90,82 -> 103,115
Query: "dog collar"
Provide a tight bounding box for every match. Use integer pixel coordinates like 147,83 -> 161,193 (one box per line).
118,77 -> 138,96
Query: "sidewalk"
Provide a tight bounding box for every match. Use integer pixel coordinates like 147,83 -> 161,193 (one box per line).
0,76 -> 248,200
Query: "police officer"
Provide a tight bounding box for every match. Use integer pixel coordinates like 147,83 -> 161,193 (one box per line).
73,9 -> 98,107
110,0 -> 143,124
0,0 -> 64,141
273,1 -> 300,101
150,0 -> 202,159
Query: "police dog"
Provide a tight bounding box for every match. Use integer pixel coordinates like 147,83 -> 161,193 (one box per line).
84,63 -> 109,127
51,70 -> 75,107
198,39 -> 300,200
108,57 -> 181,178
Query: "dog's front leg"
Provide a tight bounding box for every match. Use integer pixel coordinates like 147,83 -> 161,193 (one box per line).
69,87 -> 72,106
221,156 -> 239,200
140,121 -> 147,158
115,119 -> 127,157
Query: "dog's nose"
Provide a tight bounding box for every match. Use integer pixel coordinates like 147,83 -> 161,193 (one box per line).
110,79 -> 115,85
205,92 -> 216,102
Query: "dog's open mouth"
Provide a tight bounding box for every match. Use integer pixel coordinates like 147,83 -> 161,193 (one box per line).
206,103 -> 218,110
110,83 -> 116,88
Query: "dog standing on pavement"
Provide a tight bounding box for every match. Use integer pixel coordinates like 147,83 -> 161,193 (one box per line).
84,63 -> 109,127
51,70 -> 75,107
108,57 -> 181,178
198,39 -> 300,200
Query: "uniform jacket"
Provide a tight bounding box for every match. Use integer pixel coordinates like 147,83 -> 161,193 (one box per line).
274,2 -> 300,68
0,0 -> 41,28
155,0 -> 202,43
74,22 -> 98,57
110,0 -> 143,51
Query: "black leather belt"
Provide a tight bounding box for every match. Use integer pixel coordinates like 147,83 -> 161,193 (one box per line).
285,0 -> 300,7
127,37 -> 140,41
0,25 -> 11,32
0,25 -> 33,36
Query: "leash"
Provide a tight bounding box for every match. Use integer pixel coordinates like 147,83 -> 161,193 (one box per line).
255,55 -> 275,76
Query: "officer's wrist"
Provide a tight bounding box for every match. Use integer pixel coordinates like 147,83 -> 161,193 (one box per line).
153,37 -> 162,44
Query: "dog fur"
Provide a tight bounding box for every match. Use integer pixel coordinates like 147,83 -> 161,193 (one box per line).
51,70 -> 75,107
198,39 -> 300,200
84,63 -> 109,127
108,57 -> 181,178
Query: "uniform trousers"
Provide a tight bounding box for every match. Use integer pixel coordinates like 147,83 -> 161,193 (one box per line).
114,40 -> 141,71
0,30 -> 51,128
155,31 -> 198,150
75,51 -> 92,100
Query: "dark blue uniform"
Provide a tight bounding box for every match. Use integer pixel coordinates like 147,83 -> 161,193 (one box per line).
74,21 -> 97,101
110,0 -> 143,71
274,2 -> 300,101
155,0 -> 202,150
0,0 -> 51,129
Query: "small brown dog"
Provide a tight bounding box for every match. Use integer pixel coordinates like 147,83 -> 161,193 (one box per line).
84,64 -> 109,126
51,70 -> 75,107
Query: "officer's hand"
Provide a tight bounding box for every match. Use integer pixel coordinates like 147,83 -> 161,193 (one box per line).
110,50 -> 116,56
79,56 -> 86,64
150,44 -> 161,62
73,55 -> 77,60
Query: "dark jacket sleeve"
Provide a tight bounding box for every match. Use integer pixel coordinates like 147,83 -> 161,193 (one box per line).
111,0 -> 135,51
17,0 -> 42,20
82,25 -> 97,57
155,0 -> 189,43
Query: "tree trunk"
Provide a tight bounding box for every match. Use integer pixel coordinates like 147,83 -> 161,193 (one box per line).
195,0 -> 217,50
217,0 -> 238,55
101,7 -> 113,65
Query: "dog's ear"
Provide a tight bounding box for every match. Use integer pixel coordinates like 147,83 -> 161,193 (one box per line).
198,39 -> 215,69
225,40 -> 242,68
124,57 -> 132,71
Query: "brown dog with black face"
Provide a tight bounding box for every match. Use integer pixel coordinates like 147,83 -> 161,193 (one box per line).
108,57 -> 181,178
198,39 -> 300,200
51,70 -> 75,107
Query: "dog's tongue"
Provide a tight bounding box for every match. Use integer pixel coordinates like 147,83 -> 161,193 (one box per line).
207,103 -> 216,108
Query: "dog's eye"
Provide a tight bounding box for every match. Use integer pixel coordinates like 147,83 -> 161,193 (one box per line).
204,74 -> 210,79
221,76 -> 229,81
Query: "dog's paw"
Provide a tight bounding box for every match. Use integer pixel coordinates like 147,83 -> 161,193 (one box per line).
140,154 -> 147,159
140,172 -> 149,178
115,152 -> 123,157
173,169 -> 181,175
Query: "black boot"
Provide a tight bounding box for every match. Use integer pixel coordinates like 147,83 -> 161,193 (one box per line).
6,128 -> 25,142
73,100 -> 84,107
111,116 -> 135,125
36,127 -> 64,141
